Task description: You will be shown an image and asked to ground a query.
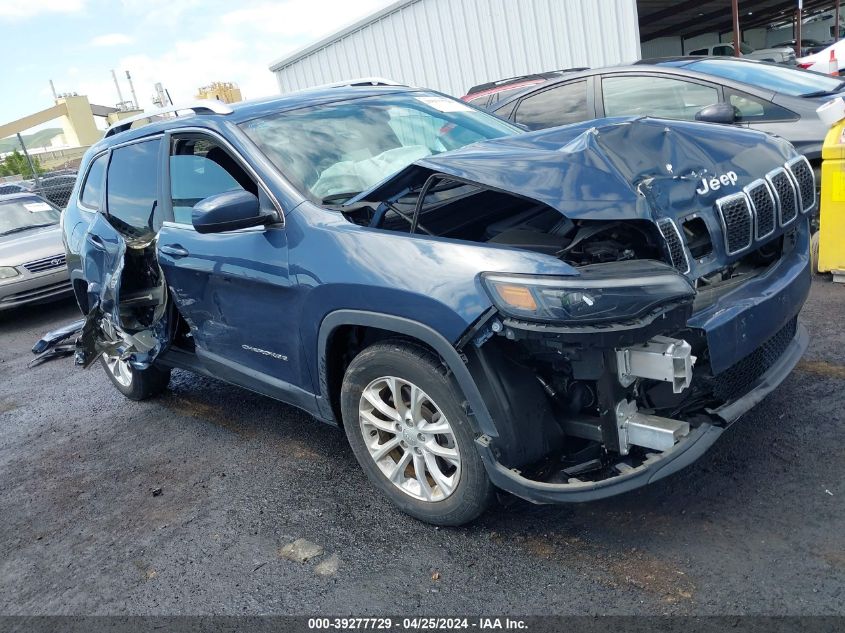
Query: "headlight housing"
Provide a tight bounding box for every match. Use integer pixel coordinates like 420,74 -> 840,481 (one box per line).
0,266 -> 19,280
482,261 -> 695,324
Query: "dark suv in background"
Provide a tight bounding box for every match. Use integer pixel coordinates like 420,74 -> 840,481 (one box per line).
56,84 -> 812,525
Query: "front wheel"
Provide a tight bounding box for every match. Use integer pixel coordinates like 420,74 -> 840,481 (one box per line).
99,353 -> 171,401
341,341 -> 494,526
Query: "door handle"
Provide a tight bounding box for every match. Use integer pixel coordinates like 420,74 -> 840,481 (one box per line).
159,244 -> 190,258
86,234 -> 106,250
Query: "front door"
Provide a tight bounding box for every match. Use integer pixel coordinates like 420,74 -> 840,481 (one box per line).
156,131 -> 303,389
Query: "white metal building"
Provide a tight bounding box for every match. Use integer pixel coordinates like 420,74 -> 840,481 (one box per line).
269,0 -> 641,97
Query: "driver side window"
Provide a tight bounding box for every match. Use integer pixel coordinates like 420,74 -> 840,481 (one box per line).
169,135 -> 258,225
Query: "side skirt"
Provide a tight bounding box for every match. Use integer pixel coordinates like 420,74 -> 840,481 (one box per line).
156,346 -> 331,423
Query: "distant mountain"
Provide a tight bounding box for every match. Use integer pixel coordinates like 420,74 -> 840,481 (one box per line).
0,128 -> 63,154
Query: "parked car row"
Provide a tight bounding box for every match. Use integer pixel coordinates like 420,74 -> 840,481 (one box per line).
0,171 -> 78,209
473,57 -> 838,192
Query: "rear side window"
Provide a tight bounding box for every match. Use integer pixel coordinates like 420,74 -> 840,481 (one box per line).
79,154 -> 107,210
726,89 -> 796,122
106,138 -> 161,242
513,81 -> 588,130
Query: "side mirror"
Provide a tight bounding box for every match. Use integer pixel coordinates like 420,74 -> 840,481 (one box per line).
695,102 -> 737,124
192,190 -> 270,234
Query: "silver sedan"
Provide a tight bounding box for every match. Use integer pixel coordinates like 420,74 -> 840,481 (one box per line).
0,193 -> 72,311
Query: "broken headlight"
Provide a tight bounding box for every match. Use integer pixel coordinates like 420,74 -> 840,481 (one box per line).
482,261 -> 694,324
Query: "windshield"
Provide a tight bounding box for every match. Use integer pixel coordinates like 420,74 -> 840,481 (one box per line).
687,59 -> 844,96
0,197 -> 61,236
240,92 -> 520,203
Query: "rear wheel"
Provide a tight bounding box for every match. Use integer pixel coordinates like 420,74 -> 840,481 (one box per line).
99,352 -> 170,401
341,341 -> 494,526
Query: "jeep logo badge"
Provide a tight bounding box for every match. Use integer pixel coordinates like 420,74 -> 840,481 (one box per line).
697,171 -> 739,195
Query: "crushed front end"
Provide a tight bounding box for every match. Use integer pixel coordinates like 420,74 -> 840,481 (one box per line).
464,123 -> 813,502
344,116 -> 814,502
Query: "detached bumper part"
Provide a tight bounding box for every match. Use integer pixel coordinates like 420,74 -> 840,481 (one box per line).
615,399 -> 689,456
475,323 -> 808,504
616,336 -> 695,394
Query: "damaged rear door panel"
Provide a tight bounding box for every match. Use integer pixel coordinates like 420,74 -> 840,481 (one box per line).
76,136 -> 171,369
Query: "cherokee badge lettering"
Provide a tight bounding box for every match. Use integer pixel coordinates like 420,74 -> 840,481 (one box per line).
242,344 -> 288,361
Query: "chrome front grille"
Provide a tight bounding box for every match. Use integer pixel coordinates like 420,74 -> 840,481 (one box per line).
786,156 -> 816,214
744,179 -> 776,240
715,192 -> 753,255
656,218 -> 690,273
23,254 -> 66,274
658,156 -> 811,268
767,168 -> 798,226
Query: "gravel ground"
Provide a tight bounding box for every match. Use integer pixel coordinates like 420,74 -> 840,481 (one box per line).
0,280 -> 843,616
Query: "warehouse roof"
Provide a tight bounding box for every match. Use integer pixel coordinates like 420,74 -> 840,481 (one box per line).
269,0 -> 414,72
639,0 -> 840,41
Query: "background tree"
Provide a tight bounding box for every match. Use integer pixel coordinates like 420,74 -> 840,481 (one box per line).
0,149 -> 43,178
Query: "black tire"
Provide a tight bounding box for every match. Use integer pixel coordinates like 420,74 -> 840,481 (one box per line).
99,355 -> 171,401
340,340 -> 494,526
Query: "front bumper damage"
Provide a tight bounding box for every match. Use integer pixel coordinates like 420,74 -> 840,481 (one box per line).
467,225 -> 811,504
474,322 -> 807,504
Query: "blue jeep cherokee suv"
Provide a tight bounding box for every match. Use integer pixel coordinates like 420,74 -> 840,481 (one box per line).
57,84 -> 813,525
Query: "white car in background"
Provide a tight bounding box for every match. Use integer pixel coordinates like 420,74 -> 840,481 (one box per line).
798,39 -> 845,73
688,42 -> 797,65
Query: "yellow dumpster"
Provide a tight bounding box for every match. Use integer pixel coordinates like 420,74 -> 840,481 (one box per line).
818,110 -> 845,281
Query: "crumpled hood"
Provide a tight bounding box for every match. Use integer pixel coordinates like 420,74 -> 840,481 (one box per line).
348,116 -> 799,221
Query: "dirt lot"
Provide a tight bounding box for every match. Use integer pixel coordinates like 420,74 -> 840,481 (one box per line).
0,280 -> 843,615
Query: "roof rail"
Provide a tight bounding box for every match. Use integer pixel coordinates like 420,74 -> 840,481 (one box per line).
103,100 -> 234,138
311,77 -> 406,89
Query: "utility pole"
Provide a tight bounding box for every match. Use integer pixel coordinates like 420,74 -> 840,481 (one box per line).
836,0 -> 841,42
125,70 -> 139,110
48,79 -> 58,101
111,69 -> 125,108
16,133 -> 41,189
796,0 -> 803,59
732,0 -> 741,57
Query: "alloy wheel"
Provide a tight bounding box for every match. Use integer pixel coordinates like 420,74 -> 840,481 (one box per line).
358,376 -> 461,502
103,353 -> 133,387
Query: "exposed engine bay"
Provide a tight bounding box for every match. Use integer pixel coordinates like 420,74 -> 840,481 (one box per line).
337,138 -> 812,492
342,180 -> 667,268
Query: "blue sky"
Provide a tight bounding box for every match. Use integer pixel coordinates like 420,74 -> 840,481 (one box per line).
1,0 -> 394,132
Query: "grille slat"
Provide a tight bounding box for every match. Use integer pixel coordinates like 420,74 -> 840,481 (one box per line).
768,168 -> 798,225
744,180 -> 776,240
715,192 -> 753,255
711,317 -> 797,402
786,156 -> 816,214
657,218 -> 690,273
23,254 -> 66,274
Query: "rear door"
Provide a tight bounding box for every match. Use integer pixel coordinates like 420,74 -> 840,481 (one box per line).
77,136 -> 170,367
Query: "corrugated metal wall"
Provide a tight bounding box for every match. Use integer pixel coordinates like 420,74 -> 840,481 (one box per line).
271,0 -> 640,97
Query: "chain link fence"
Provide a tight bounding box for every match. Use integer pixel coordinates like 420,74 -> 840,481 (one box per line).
0,170 -> 78,210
